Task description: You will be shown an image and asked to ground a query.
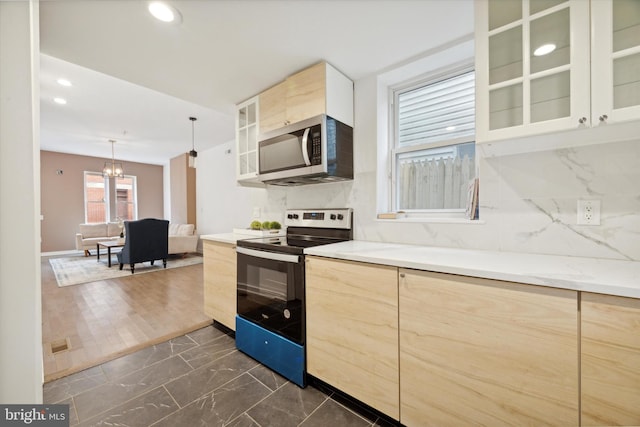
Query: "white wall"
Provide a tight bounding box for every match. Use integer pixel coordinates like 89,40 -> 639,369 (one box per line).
196,140 -> 270,235
196,43 -> 640,262
163,162 -> 171,221
0,0 -> 43,402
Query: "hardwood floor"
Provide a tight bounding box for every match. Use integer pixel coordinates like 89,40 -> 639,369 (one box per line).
41,254 -> 212,382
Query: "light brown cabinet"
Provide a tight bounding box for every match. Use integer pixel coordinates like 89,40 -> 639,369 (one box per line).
258,82 -> 287,135
305,256 -> 399,420
399,269 -> 579,427
203,240 -> 236,331
258,61 -> 353,134
581,292 -> 640,426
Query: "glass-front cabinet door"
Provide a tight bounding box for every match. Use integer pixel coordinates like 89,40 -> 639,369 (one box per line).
591,0 -> 640,125
236,96 -> 261,184
476,0 -> 590,142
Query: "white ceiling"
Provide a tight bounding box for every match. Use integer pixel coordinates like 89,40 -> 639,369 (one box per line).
39,0 -> 475,165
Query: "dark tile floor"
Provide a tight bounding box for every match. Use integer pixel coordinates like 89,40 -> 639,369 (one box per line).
43,324 -> 397,427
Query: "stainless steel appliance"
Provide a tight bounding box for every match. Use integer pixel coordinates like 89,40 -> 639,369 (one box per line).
258,115 -> 353,186
235,208 -> 353,387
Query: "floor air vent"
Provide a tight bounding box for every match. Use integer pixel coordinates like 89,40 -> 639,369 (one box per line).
51,339 -> 69,354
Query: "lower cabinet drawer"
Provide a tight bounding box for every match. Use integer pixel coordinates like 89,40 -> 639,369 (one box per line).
235,316 -> 305,387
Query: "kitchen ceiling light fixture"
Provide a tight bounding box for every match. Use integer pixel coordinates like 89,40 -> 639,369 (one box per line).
534,43 -> 556,56
103,139 -> 124,178
188,116 -> 198,169
53,97 -> 67,105
148,2 -> 182,23
56,78 -> 72,87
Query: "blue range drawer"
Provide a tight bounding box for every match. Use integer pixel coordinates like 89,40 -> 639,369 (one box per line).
235,315 -> 306,387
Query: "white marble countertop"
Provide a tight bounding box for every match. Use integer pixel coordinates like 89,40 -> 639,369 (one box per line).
304,241 -> 640,299
201,233 -> 251,245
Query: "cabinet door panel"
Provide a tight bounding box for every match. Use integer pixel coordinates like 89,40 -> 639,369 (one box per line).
236,96 -> 261,183
530,71 -> 570,122
259,82 -> 287,134
489,84 -> 523,129
399,270 -> 578,427
612,0 -> 640,52
589,0 -> 640,124
530,8 -> 570,74
203,241 -> 236,330
489,26 -> 523,85
581,292 -> 640,426
488,0 -> 521,30
306,257 -> 399,419
286,62 -> 326,124
613,52 -> 640,110
477,0 -> 591,143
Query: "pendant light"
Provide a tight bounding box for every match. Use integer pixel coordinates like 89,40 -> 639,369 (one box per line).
189,116 -> 198,168
103,139 -> 124,178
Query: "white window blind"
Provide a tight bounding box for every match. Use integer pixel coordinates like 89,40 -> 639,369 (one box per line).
397,71 -> 475,148
393,69 -> 477,214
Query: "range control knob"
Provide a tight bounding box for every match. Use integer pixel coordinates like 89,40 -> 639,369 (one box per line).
330,214 -> 337,220
337,214 -> 344,220
287,214 -> 293,219
292,214 -> 299,219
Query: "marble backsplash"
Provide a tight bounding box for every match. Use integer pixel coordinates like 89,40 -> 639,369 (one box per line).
250,138 -> 640,262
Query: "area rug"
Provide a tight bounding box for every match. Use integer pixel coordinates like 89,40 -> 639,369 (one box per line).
49,253 -> 203,287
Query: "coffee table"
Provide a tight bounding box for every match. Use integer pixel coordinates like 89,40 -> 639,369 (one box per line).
97,240 -> 125,267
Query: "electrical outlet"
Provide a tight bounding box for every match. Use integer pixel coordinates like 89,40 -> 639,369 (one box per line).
577,200 -> 601,225
252,207 -> 261,218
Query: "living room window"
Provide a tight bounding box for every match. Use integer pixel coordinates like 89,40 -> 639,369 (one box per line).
84,172 -> 108,223
115,175 -> 137,221
83,172 -> 138,223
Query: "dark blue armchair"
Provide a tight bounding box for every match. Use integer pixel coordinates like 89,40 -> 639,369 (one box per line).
117,218 -> 169,274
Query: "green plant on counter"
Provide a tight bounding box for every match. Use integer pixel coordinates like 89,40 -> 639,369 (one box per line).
249,220 -> 282,230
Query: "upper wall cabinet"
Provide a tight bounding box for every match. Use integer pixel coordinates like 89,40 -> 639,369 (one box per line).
236,96 -> 261,185
591,0 -> 640,125
259,62 -> 354,134
476,0 -> 640,145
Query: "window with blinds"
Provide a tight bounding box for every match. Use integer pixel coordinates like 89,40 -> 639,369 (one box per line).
392,69 -> 477,214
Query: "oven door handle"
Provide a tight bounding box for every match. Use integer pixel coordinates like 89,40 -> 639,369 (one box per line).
236,246 -> 300,263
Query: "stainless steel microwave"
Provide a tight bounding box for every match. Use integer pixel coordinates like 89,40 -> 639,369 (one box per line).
258,114 -> 353,186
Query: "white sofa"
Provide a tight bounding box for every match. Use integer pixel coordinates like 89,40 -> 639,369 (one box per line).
75,222 -> 123,256
168,223 -> 199,255
76,222 -> 198,256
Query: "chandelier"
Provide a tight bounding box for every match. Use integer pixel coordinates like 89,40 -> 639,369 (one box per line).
103,139 -> 124,178
189,116 -> 198,168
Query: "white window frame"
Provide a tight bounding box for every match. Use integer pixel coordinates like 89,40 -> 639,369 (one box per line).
389,65 -> 476,218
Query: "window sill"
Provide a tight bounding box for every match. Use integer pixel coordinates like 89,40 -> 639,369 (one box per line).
375,217 -> 485,225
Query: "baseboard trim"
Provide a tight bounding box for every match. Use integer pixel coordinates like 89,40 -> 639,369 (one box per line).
41,249 -> 81,257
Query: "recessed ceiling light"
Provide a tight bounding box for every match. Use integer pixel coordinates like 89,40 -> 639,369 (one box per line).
534,43 -> 556,57
446,126 -> 456,131
148,2 -> 181,23
57,78 -> 72,87
53,97 -> 67,105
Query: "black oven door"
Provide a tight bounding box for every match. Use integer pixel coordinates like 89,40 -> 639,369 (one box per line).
236,247 -> 305,345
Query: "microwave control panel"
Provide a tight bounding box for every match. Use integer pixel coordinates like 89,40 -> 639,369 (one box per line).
311,131 -> 321,165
